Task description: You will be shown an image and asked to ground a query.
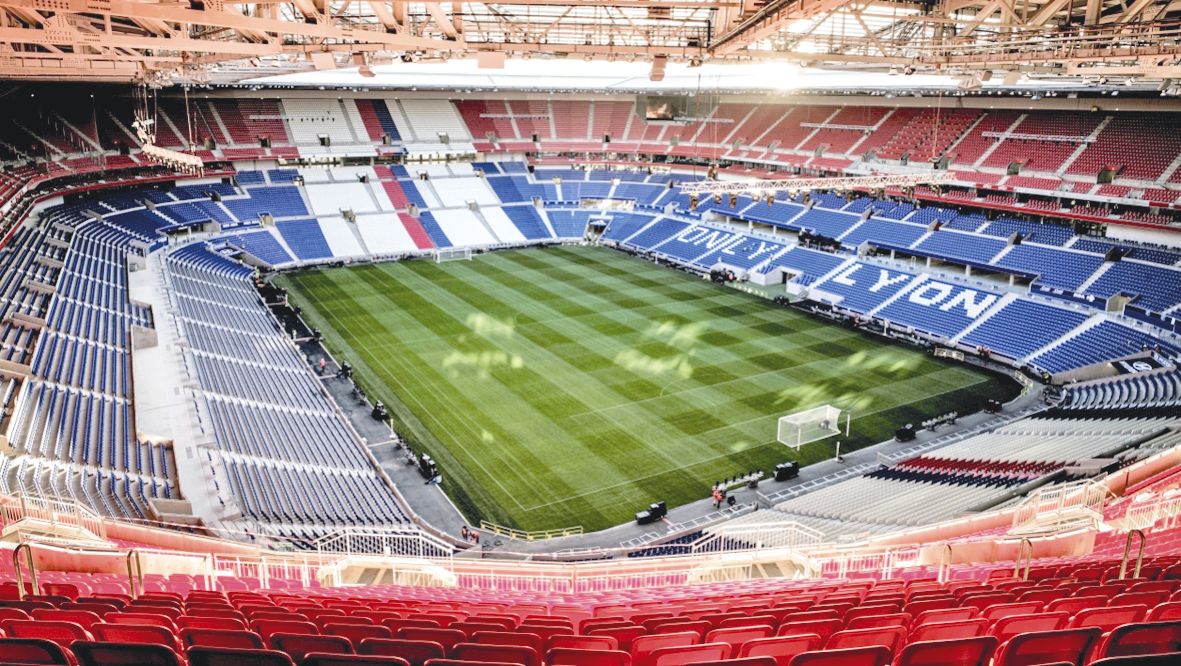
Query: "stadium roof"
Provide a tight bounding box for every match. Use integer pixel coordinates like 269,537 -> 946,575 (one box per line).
0,0 -> 1178,86
238,57 -> 1153,94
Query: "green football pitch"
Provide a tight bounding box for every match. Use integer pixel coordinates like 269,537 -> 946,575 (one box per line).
276,245 -> 1017,532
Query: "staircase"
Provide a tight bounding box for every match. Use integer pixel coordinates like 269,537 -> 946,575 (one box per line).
397,214 -> 435,250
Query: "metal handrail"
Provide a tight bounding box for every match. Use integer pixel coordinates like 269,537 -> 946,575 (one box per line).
12,543 -> 38,600
1015,537 -> 1034,581
1119,529 -> 1147,580
126,549 -> 143,599
937,543 -> 953,583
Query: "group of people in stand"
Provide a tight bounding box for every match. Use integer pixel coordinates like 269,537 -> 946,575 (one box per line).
460,525 -> 481,544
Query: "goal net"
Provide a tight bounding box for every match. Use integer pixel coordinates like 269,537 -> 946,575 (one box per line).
778,404 -> 845,449
434,247 -> 473,263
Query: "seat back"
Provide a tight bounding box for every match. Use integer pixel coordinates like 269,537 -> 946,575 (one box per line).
894,636 -> 998,666
453,642 -> 539,666
302,655 -> 410,666
1090,655 -> 1181,665
326,623 -> 393,644
2,619 -> 93,647
92,623 -> 181,651
737,634 -> 822,666
788,645 -> 893,666
1071,605 -> 1148,633
398,627 -> 466,653
71,641 -> 182,666
909,618 -> 989,643
358,637 -> 445,666
705,625 -> 774,648
995,627 -> 1101,666
1102,620 -> 1181,658
778,620 -> 842,644
471,630 -> 542,660
825,626 -> 905,653
990,612 -> 1069,644
270,633 -> 354,661
31,609 -> 104,630
181,627 -> 266,650
631,631 -> 699,666
548,634 -> 618,652
0,637 -> 74,665
187,646 -> 297,666
649,642 -> 730,666
545,647 -> 632,666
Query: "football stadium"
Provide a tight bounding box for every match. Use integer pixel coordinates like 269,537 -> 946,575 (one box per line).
0,2 -> 1180,665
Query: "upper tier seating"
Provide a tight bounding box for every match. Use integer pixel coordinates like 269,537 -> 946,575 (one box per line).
1,208 -> 176,521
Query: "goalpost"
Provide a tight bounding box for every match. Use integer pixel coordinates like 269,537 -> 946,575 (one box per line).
778,404 -> 849,450
434,247 -> 474,263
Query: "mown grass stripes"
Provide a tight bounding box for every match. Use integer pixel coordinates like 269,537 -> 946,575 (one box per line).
277,246 -> 1017,531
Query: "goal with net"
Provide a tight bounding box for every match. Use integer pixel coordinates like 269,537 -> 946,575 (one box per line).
434,247 -> 474,263
778,404 -> 848,450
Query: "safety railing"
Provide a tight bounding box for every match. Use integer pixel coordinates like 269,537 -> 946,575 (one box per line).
315,527 -> 453,559
0,493 -> 108,540
1011,480 -> 1108,530
478,521 -> 583,542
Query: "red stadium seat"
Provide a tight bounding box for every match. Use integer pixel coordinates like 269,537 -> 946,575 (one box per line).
993,627 -> 1101,666
548,635 -> 618,652
269,633 -> 354,661
0,637 -> 74,665
648,642 -> 731,666
1090,655 -> 1181,665
989,612 -> 1069,643
845,614 -> 910,630
397,628 -> 466,654
70,641 -> 182,666
545,647 -> 632,666
824,627 -> 905,654
420,661 -> 523,666
471,630 -> 542,661
326,623 -> 393,644
31,609 -> 104,631
736,634 -> 822,665
705,625 -> 774,649
452,642 -> 539,666
681,659 -> 776,666
187,646 -> 297,666
893,636 -> 997,666
105,612 -> 178,631
358,638 -> 446,666
179,617 -> 249,631
303,655 -> 410,666
91,623 -> 183,652
1101,620 -> 1181,658
2,619 -> 93,648
778,620 -> 842,644
181,628 -> 267,650
908,618 -> 989,642
255,620 -> 320,640
1070,605 -> 1149,633
912,608 -> 977,627
787,645 -> 892,666
631,631 -> 700,666
1147,603 -> 1181,622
